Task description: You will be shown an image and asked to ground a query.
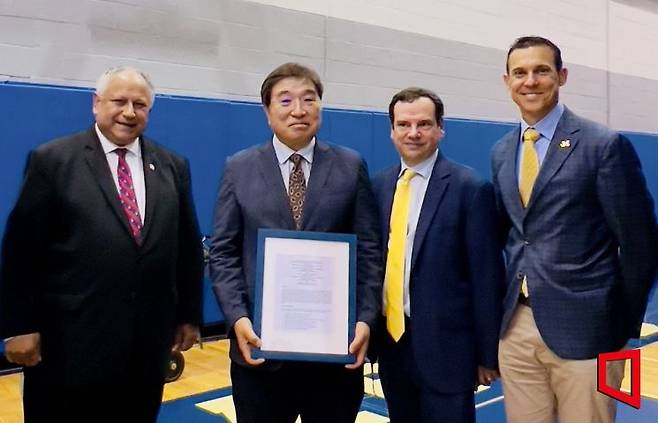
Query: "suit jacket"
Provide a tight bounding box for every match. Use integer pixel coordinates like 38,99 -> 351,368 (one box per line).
372,152 -> 504,393
209,140 -> 382,366
0,127 -> 204,385
492,107 -> 658,359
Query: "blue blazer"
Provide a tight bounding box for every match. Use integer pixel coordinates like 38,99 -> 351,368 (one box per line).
372,153 -> 504,393
209,140 -> 382,365
491,107 -> 658,359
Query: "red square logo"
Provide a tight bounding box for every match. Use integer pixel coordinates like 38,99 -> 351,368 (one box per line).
597,349 -> 641,409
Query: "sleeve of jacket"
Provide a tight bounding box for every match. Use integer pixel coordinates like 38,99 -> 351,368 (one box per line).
466,180 -> 505,369
352,159 -> 384,329
208,160 -> 250,332
174,157 -> 205,326
0,150 -> 53,338
490,146 -> 512,251
596,134 -> 658,336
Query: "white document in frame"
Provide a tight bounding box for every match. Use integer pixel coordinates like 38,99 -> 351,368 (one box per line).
260,237 -> 350,355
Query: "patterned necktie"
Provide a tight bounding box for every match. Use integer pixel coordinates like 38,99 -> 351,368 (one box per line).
288,153 -> 306,230
519,128 -> 541,208
115,148 -> 143,244
384,169 -> 416,342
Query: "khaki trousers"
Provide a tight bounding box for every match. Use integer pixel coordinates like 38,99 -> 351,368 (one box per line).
499,304 -> 626,423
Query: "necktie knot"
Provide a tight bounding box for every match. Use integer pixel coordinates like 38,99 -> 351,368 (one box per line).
114,148 -> 128,159
523,128 -> 540,143
290,153 -> 303,166
400,169 -> 416,184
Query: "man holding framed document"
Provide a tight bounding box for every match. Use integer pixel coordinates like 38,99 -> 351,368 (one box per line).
209,63 -> 382,423
252,229 -> 358,364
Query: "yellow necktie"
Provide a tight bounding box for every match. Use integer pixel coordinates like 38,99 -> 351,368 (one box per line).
519,128 -> 540,208
385,169 -> 416,341
519,128 -> 540,298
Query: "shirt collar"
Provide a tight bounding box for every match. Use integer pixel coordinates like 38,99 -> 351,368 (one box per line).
95,124 -> 141,158
520,103 -> 564,141
272,135 -> 315,165
399,149 -> 438,180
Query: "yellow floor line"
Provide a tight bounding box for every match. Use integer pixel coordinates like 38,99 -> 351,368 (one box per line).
640,323 -> 658,338
196,394 -> 389,423
195,396 -> 236,422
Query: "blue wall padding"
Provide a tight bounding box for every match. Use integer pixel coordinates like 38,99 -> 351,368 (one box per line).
1,82 -> 657,326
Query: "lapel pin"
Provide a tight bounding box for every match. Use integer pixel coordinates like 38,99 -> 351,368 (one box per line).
149,163 -> 155,171
559,139 -> 571,148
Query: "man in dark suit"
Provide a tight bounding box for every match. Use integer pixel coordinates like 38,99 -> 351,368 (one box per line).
492,36 -> 658,422
0,67 -> 204,422
209,63 -> 381,423
371,87 -> 504,423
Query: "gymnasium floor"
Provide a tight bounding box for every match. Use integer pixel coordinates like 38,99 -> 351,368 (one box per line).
2,337 -> 658,423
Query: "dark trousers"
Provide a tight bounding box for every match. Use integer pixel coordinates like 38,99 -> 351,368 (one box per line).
231,360 -> 364,423
22,343 -> 167,423
23,374 -> 164,423
378,327 -> 475,423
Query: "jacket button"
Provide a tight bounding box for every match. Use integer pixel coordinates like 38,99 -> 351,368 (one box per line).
524,240 -> 530,246
516,272 -> 524,280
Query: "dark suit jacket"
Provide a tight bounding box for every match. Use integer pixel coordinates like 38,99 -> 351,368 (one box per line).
372,152 -> 504,393
209,140 -> 382,366
0,127 -> 204,385
492,107 -> 658,359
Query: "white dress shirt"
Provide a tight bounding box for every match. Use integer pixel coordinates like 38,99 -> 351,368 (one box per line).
384,149 -> 438,316
272,135 -> 315,191
95,124 -> 146,223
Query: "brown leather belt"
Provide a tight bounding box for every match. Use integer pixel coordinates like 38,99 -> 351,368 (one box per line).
518,293 -> 530,307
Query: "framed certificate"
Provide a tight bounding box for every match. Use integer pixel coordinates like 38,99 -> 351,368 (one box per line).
252,228 -> 357,363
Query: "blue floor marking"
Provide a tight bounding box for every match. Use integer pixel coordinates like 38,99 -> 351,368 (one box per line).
158,381 -> 658,422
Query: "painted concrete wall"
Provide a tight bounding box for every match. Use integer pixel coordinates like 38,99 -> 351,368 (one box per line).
1,0 -> 658,132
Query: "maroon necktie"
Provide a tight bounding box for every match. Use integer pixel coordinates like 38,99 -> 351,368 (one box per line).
288,153 -> 306,230
115,148 -> 143,244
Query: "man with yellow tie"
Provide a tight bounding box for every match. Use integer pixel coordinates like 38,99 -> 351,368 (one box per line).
492,36 -> 658,422
371,87 -> 505,422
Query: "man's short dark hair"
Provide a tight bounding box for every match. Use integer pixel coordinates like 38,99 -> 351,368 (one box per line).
388,87 -> 444,127
506,36 -> 563,73
260,63 -> 323,107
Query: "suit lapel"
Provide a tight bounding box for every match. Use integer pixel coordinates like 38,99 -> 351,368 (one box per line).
82,128 -> 136,242
498,127 -> 525,225
525,108 -> 580,211
410,153 -> 450,270
301,142 -> 333,228
258,142 -> 296,229
139,139 -> 160,244
379,165 -> 400,262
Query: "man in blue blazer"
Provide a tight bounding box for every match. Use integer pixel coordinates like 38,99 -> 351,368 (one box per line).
209,63 -> 382,423
371,87 -> 504,422
492,36 -> 658,422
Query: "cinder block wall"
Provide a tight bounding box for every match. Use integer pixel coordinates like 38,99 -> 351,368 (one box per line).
1,0 -> 658,132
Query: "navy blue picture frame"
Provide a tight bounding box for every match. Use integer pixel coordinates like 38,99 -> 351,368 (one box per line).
252,228 -> 357,364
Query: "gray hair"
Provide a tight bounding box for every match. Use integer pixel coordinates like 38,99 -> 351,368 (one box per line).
95,66 -> 155,104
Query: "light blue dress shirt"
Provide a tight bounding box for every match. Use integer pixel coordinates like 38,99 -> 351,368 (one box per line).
516,103 -> 565,184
